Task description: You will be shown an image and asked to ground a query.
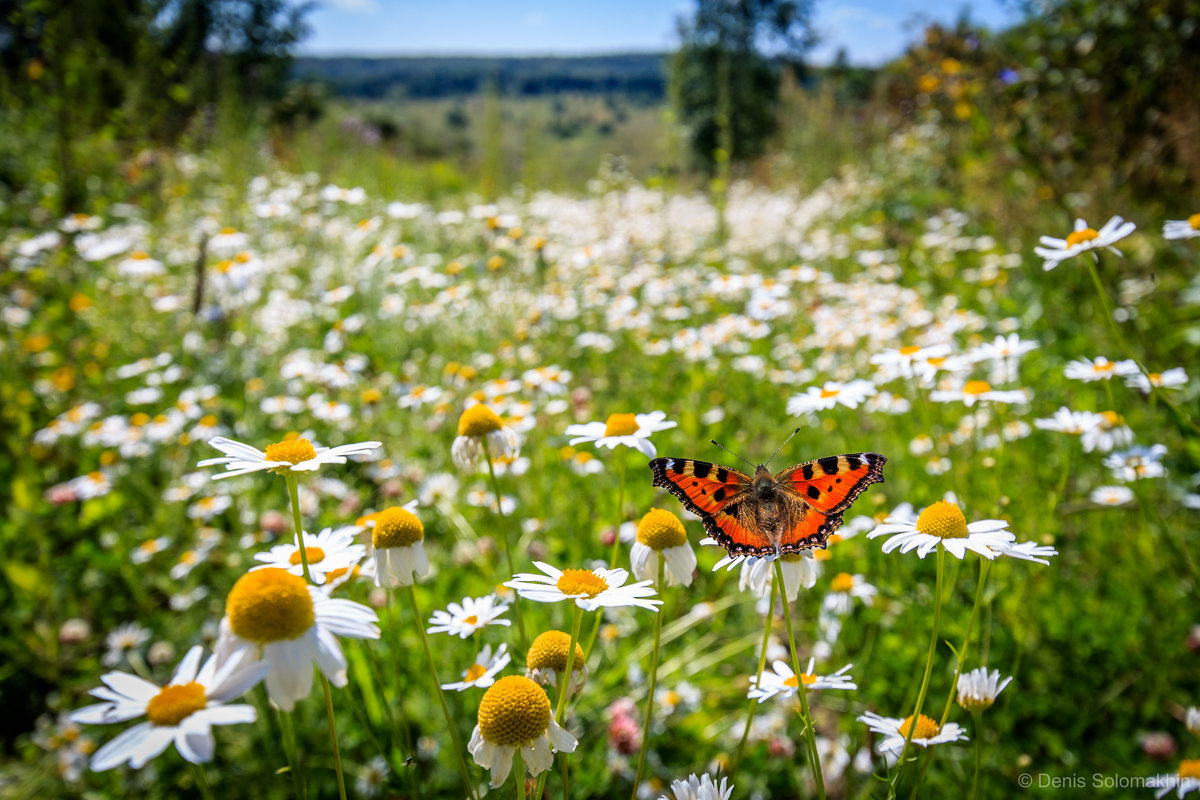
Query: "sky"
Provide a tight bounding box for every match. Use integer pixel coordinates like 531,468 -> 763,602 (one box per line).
299,0 -> 1023,66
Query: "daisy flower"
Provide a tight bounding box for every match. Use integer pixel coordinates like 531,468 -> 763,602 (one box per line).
867,501 -> 1017,560
658,773 -> 733,800
564,410 -> 677,459
1034,407 -> 1101,436
736,552 -> 819,603
102,622 -> 151,667
69,645 -> 269,770
929,380 -> 1027,407
468,675 -> 577,788
355,755 -> 390,798
214,568 -> 380,711
1126,367 -> 1189,392
787,379 -> 876,416
441,644 -> 511,692
526,630 -> 588,696
1034,216 -> 1136,270
1063,357 -> 1140,382
505,562 -> 662,612
1163,214 -> 1200,240
199,436 -> 381,480
451,404 -> 521,471
1151,761 -> 1200,798
1105,444 -> 1168,481
630,509 -> 697,587
358,503 -> 429,587
1080,411 -> 1133,453
859,711 -> 968,754
956,667 -> 1013,712
822,572 -> 877,616
1091,485 -> 1135,506
426,594 -> 511,638
748,658 -> 856,703
870,344 -> 951,381
252,526 -> 365,585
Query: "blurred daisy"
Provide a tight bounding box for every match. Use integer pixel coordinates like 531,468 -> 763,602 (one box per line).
468,675 -> 577,788
1151,761 -> 1200,798
1080,411 -> 1133,453
657,773 -> 733,800
199,436 -> 381,480
630,509 -> 697,587
929,380 -> 1027,407
103,622 -> 151,667
859,711 -> 968,754
564,410 -> 677,459
1034,407 -> 1101,436
870,344 -> 951,381
1034,216 -> 1135,270
426,594 -> 511,638
1063,357 -> 1140,382
451,404 -> 521,471
252,526 -> 365,585
441,644 -> 511,692
822,572 -> 877,615
506,562 -> 662,612
215,568 -> 380,711
787,379 -> 876,416
748,658 -> 856,703
1163,214 -> 1200,240
69,646 -> 268,770
736,552 -> 819,603
655,682 -> 701,715
359,504 -> 429,587
868,501 -> 1016,560
1105,444 -> 1168,481
1126,368 -> 1188,392
355,755 -> 390,798
526,630 -> 588,696
956,667 -> 1013,712
1091,485 -> 1135,506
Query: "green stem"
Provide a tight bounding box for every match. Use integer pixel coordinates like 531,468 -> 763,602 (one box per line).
405,586 -> 479,800
320,674 -> 348,800
193,762 -> 216,800
516,750 -> 527,799
937,559 -> 990,727
277,708 -> 308,800
485,447 -> 528,650
775,559 -> 826,800
970,710 -> 983,800
631,558 -> 666,799
730,571 -> 777,774
607,456 -> 628,568
888,547 -> 946,800
536,605 -> 584,800
284,474 -> 313,583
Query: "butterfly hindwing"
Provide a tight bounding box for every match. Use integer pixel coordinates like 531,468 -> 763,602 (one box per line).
648,458 -> 773,554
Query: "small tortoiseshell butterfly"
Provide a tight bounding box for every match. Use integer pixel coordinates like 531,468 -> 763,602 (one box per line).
649,431 -> 885,557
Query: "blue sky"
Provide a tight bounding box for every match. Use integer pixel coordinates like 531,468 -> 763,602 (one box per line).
300,1 -> 1022,65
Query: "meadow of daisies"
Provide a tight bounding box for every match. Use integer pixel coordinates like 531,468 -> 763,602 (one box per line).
3,121 -> 1200,800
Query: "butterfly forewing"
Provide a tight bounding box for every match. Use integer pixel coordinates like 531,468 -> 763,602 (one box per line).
775,452 -> 887,515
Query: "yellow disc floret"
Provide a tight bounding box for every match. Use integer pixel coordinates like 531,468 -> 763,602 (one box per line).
370,507 -> 424,548
146,682 -> 207,726
526,630 -> 585,672
963,380 -> 992,396
1179,760 -> 1200,780
603,413 -> 638,437
458,405 -> 504,437
831,572 -> 856,593
464,663 -> 489,683
289,547 -> 326,566
636,509 -> 687,550
1065,227 -> 1099,247
226,568 -> 315,643
956,690 -> 995,713
916,501 -> 969,540
477,676 -> 551,747
1188,214 -> 1200,231
555,569 -> 608,597
783,673 -> 817,688
264,438 -> 317,466
898,714 -> 941,740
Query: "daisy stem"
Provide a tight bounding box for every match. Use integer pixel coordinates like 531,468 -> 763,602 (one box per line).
536,605 -> 583,800
515,750 -> 527,800
774,559 -> 826,800
485,447 -> 528,650
405,586 -> 479,800
888,547 -> 945,800
193,762 -> 216,800
970,710 -> 983,800
284,474 -> 314,584
630,558 -> 666,800
731,570 -> 776,774
277,708 -> 308,800
320,674 -> 348,800
585,457 -> 628,658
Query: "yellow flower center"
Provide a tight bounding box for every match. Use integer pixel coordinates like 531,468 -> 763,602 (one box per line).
899,345 -> 921,356
226,568 -> 315,644
1065,228 -> 1099,247
462,615 -> 479,626
288,547 -> 326,566
1188,214 -> 1200,230
1180,760 -> 1200,779
477,676 -> 551,747
370,507 -> 424,548
264,438 -> 317,465
783,673 -> 817,688
636,509 -> 687,550
819,388 -> 840,398
1099,410 -> 1123,427
145,682 -> 207,726
963,380 -> 992,395
458,405 -> 503,437
220,227 -> 238,235
527,630 -> 586,672
464,663 -> 488,683
555,569 -> 608,597
831,572 -> 856,593
957,690 -> 995,713
915,501 -> 969,540
899,714 -> 941,739
604,413 -> 639,437
927,357 -> 947,368
1093,361 -> 1115,373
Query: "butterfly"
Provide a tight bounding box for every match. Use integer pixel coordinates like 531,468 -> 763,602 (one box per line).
649,432 -> 886,557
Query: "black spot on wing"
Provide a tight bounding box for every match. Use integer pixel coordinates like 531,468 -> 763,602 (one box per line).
724,502 -> 740,518
715,467 -> 729,483
693,461 -> 712,479
818,456 -> 840,475
807,485 -> 821,500
713,487 -> 726,502
801,464 -> 814,481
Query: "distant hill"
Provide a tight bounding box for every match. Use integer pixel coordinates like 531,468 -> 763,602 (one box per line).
292,53 -> 669,101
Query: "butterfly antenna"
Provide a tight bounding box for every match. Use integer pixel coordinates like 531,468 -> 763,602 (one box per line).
709,439 -> 757,470
763,428 -> 802,469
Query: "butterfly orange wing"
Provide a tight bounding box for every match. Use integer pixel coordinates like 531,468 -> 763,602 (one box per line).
773,452 -> 887,551
648,458 -> 770,554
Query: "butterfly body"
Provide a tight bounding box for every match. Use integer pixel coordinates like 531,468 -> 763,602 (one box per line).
649,452 -> 886,557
